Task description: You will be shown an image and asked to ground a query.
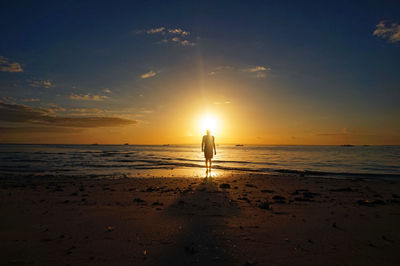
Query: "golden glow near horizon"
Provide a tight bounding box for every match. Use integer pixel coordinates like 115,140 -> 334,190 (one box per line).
1,68 -> 399,145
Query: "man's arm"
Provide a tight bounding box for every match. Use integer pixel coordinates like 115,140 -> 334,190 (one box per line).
201,136 -> 204,151
213,136 -> 216,155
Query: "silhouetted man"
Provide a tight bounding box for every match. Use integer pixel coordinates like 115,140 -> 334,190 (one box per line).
201,129 -> 216,171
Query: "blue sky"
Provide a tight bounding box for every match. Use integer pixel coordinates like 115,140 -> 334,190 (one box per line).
0,0 -> 399,144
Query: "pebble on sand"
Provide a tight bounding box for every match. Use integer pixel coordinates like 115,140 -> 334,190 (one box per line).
259,201 -> 271,210
357,199 -> 385,206
219,183 -> 231,189
133,198 -> 146,203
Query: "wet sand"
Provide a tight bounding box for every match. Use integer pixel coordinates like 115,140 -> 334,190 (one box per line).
1,173 -> 400,265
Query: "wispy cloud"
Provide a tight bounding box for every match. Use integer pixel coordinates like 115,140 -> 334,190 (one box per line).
210,65 -> 271,78
69,108 -> 104,116
44,105 -> 67,114
140,70 -> 156,79
0,101 -> 136,128
140,109 -> 154,114
146,27 -> 190,36
147,27 -> 165,34
180,40 -> 195,46
69,93 -> 109,101
243,66 -> 271,73
141,26 -> 196,47
0,126 -> 83,134
20,98 -> 40,102
213,101 -> 231,105
209,66 -> 235,75
162,38 -> 196,47
103,88 -> 112,93
168,28 -> 190,36
0,56 -> 23,72
373,21 -> 400,43
242,66 -> 271,78
30,80 -> 53,88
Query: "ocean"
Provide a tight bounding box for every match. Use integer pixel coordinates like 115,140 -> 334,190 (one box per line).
0,144 -> 399,179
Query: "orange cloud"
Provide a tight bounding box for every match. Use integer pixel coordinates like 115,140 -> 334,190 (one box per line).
0,102 -> 136,128
373,21 -> 400,43
0,56 -> 23,72
69,94 -> 109,101
140,70 -> 156,79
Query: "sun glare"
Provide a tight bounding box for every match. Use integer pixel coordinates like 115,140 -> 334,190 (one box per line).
199,114 -> 219,134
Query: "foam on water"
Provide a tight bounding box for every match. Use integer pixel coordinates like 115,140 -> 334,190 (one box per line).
0,144 -> 399,179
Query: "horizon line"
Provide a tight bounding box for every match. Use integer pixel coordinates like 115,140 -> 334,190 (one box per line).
1,143 -> 399,146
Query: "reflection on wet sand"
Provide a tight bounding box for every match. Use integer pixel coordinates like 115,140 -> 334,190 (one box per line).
128,167 -> 225,179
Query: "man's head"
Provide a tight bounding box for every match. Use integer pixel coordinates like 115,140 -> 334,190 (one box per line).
206,129 -> 210,135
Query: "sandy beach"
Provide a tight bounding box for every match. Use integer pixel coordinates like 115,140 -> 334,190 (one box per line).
1,173 -> 399,265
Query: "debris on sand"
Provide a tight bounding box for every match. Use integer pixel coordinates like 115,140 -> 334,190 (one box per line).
330,187 -> 354,192
382,235 -> 395,243
184,243 -> 197,255
65,245 -> 76,255
219,183 -> 231,189
259,200 -> 271,210
272,195 -> 286,203
303,191 -> 320,198
294,197 -> 313,202
106,226 -> 114,232
238,197 -> 251,203
292,189 -> 319,201
272,195 -> 286,201
152,201 -> 164,206
261,189 -> 274,193
357,199 -> 385,206
389,199 -> 400,204
133,198 -> 146,204
291,189 -> 309,195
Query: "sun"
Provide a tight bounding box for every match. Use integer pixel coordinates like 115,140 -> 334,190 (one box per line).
199,114 -> 219,134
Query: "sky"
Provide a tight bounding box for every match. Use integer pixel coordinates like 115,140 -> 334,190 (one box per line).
0,0 -> 399,145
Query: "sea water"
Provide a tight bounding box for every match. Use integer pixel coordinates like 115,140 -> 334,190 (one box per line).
0,144 -> 399,179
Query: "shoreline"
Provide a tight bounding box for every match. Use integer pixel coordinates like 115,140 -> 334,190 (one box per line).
1,173 -> 400,265
1,167 -> 399,182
